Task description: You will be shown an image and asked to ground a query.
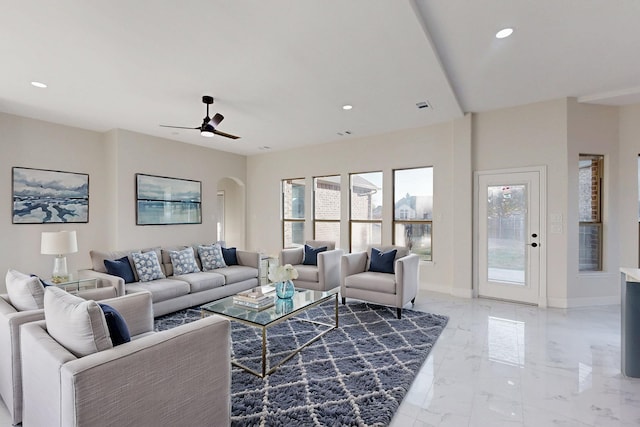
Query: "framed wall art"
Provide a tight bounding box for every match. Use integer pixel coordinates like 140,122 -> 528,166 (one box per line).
12,167 -> 89,224
136,173 -> 202,225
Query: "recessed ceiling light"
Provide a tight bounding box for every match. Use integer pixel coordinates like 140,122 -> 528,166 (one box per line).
342,104 -> 353,110
495,28 -> 514,39
31,81 -> 47,88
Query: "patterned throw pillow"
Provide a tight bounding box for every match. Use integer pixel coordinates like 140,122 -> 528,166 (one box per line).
131,251 -> 165,282
197,244 -> 227,271
169,247 -> 201,275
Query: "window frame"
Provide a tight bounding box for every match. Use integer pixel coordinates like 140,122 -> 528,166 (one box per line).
313,175 -> 341,247
578,154 -> 603,272
392,166 -> 434,261
349,171 -> 383,253
281,177 -> 306,248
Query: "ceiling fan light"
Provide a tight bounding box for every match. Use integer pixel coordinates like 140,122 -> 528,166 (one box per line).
201,123 -> 215,137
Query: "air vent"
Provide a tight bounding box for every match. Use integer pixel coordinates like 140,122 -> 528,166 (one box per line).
416,101 -> 431,110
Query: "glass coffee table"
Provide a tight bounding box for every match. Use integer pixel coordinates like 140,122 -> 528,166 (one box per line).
200,287 -> 338,377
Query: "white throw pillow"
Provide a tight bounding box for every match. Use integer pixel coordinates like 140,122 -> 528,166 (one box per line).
5,269 -> 45,311
44,286 -> 113,357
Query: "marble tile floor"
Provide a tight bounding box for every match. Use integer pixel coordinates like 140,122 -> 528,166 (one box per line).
1,290 -> 637,426
389,291 -> 640,427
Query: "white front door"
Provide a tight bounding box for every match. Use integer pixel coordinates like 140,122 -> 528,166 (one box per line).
476,168 -> 546,305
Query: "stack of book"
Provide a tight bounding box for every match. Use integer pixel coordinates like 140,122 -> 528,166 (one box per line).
233,289 -> 274,310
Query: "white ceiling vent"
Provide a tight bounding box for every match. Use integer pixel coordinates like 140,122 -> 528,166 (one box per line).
416,101 -> 431,110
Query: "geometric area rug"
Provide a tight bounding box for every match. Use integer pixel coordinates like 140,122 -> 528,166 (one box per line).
155,301 -> 448,427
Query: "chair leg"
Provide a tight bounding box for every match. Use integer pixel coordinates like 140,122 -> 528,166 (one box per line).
396,307 -> 402,319
341,297 -> 346,305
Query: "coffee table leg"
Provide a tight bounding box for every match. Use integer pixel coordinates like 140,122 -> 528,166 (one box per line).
334,293 -> 339,327
262,327 -> 267,377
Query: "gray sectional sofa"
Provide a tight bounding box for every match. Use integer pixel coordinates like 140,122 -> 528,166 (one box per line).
83,244 -> 260,316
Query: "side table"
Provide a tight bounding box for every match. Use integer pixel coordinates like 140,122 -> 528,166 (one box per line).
48,276 -> 98,295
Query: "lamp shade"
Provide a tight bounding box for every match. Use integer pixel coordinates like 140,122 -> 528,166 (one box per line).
41,230 -> 78,255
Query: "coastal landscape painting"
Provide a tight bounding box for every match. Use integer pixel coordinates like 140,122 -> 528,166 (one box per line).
136,173 -> 201,225
12,167 -> 89,224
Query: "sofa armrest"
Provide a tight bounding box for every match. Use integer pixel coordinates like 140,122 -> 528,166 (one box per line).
340,252 -> 368,286
78,269 -> 125,297
21,320 -> 78,426
317,249 -> 344,289
0,296 -> 46,424
280,247 -> 304,266
395,253 -> 420,305
236,250 -> 260,269
99,291 -> 154,336
22,315 -> 231,427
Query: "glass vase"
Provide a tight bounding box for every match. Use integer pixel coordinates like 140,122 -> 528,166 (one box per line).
275,279 -> 295,299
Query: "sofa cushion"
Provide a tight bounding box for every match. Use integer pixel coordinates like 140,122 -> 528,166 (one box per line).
126,278 -> 190,303
44,286 -> 113,357
295,264 -> 320,283
344,271 -> 397,294
169,247 -> 200,275
221,247 -> 238,266
198,244 -> 227,271
104,256 -> 136,284
5,269 -> 45,311
213,266 -> 258,284
302,244 -> 327,266
174,271 -> 225,293
369,248 -> 397,274
132,251 -> 166,282
99,303 -> 131,346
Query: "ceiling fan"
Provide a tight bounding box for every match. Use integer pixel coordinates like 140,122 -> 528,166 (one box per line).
160,95 -> 240,139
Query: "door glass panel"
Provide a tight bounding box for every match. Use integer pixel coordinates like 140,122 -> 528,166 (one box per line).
486,185 -> 526,285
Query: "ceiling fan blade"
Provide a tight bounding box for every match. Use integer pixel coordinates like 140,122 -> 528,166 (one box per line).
210,113 -> 224,127
213,129 -> 240,139
159,125 -> 200,130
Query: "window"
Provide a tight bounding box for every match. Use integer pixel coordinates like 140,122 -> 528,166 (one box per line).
282,178 -> 305,248
578,154 -> 603,271
350,172 -> 382,252
393,167 -> 433,261
314,175 -> 341,247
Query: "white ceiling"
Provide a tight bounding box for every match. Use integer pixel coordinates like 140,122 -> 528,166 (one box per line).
1,0 -> 639,156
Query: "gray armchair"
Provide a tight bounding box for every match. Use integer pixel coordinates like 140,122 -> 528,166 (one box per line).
340,246 -> 419,319
280,240 -> 343,291
20,291 -> 231,427
0,285 -> 117,425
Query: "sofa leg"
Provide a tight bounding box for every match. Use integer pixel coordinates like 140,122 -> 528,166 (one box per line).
411,297 -> 416,305
341,297 -> 346,305
396,308 -> 402,319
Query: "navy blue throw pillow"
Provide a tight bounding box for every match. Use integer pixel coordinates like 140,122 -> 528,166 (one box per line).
30,274 -> 52,287
104,256 -> 135,284
99,303 -> 131,346
368,248 -> 397,274
303,244 -> 327,266
222,247 -> 238,266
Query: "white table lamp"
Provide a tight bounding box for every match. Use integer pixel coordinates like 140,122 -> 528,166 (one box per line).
41,230 -> 78,283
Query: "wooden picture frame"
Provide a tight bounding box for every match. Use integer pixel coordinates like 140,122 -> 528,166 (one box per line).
12,167 -> 89,224
136,173 -> 202,225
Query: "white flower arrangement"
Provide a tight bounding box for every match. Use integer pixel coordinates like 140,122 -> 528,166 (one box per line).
268,263 -> 299,283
